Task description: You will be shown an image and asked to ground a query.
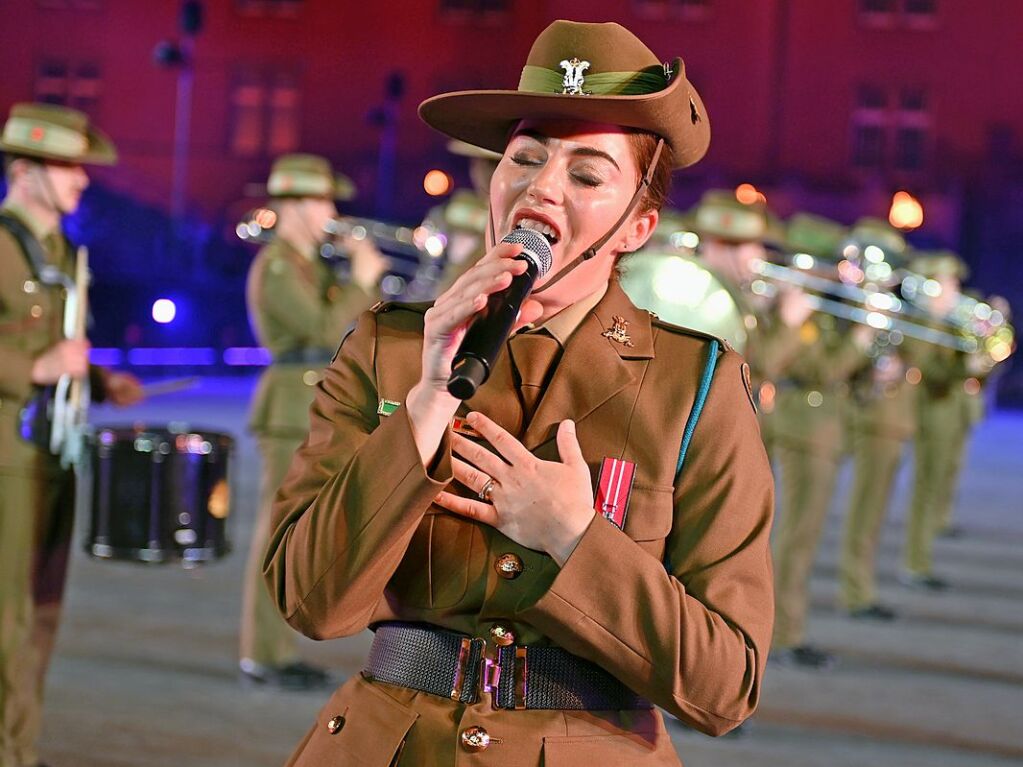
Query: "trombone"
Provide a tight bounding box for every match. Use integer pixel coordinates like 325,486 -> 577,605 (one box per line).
748,256 -> 1015,361
236,208 -> 448,298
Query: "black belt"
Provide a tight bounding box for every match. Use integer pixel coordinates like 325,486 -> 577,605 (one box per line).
364,622 -> 651,711
273,347 -> 334,365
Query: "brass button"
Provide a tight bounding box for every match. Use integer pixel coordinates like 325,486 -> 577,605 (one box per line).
490,623 -> 515,647
806,390 -> 823,408
22,280 -> 37,293
30,304 -> 43,318
326,714 -> 345,734
494,553 -> 524,580
302,369 -> 321,386
460,725 -> 491,752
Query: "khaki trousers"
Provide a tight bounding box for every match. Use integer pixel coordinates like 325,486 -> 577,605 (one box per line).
904,425 -> 969,575
239,434 -> 304,667
0,463 -> 74,767
839,431 -> 905,609
772,443 -> 840,649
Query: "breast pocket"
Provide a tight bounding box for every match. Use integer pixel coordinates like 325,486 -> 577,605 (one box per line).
621,485 -> 675,559
288,675 -> 418,767
386,507 -> 482,609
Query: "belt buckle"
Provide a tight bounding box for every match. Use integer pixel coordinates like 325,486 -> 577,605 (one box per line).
480,646 -> 528,710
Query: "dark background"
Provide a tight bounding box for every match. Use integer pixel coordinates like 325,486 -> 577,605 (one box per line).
3,0 -> 1020,401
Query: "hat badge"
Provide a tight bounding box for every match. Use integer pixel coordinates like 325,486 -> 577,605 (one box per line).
29,126 -> 46,143
559,57 -> 591,95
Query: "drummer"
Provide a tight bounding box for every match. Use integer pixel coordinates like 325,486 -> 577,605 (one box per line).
264,19 -> 774,765
0,103 -> 142,767
239,153 -> 387,690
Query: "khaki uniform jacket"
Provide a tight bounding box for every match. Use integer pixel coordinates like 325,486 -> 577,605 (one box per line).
770,317 -> 864,455
246,238 -> 375,437
0,205 -> 83,472
264,281 -> 774,765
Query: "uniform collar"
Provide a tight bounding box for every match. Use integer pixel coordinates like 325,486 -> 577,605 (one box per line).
527,284 -> 606,347
0,199 -> 56,241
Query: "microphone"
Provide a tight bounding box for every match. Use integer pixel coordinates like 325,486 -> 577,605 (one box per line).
447,228 -> 553,400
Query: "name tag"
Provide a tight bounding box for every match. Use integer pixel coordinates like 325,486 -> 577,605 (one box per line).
594,457 -> 636,531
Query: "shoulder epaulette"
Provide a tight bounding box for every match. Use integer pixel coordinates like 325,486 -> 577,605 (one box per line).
650,315 -> 733,352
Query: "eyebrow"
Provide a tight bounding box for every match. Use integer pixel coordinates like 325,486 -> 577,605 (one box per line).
514,129 -> 621,172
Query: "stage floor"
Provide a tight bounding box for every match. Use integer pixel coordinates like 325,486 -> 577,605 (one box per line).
39,376 -> 1023,766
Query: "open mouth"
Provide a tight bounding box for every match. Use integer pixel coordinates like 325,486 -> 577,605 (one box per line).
514,213 -> 561,246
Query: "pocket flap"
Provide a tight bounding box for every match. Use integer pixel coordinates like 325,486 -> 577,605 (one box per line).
291,675 -> 418,766
622,486 -> 675,541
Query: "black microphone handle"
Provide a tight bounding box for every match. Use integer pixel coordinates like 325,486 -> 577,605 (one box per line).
447,255 -> 540,400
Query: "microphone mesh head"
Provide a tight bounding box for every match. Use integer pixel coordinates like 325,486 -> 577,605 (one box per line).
502,228 -> 553,277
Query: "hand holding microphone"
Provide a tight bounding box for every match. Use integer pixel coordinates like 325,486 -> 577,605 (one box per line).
447,228 -> 553,399
406,229 -> 551,464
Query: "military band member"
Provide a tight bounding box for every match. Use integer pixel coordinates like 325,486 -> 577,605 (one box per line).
265,20 -> 774,765
0,102 -> 142,767
838,220 -> 916,619
240,154 -> 387,689
901,251 -> 986,590
769,215 -> 874,669
422,140 -> 501,294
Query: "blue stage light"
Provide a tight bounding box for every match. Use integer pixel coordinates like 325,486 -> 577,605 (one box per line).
152,298 -> 177,324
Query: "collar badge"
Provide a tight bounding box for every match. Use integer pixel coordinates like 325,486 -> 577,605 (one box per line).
602,315 -> 635,348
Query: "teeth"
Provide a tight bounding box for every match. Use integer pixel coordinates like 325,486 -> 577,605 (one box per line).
517,217 -> 559,244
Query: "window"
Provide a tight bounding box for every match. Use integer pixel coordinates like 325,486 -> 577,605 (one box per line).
850,84 -> 931,173
634,0 -> 711,21
235,0 -> 304,17
34,59 -> 102,111
229,71 -> 301,157
439,0 -> 510,21
858,0 -> 937,29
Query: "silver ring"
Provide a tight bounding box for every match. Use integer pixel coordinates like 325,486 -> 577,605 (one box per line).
478,478 -> 496,502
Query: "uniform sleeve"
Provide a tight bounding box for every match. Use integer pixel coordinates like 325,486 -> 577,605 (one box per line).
0,236 -> 37,401
263,310 -> 453,639
255,254 -> 377,349
518,350 -> 774,736
786,332 -> 866,386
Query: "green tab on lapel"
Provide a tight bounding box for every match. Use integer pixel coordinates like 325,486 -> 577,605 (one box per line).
377,399 -> 401,417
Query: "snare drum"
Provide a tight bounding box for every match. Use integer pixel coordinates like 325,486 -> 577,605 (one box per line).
81,424 -> 234,565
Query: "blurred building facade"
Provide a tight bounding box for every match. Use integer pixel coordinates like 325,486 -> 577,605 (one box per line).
2,0 -> 1020,393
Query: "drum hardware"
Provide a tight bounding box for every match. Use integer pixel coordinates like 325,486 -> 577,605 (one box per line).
80,424 -> 234,567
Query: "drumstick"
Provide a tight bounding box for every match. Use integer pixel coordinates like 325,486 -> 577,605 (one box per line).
140,377 -> 200,398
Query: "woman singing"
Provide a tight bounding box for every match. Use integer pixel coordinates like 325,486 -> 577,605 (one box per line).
265,19 -> 774,766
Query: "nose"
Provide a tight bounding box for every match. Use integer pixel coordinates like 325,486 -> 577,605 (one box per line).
525,159 -> 563,206
76,166 -> 90,190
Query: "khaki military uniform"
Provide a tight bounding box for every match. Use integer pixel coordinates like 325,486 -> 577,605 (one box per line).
424,188 -> 489,294
264,281 -> 775,765
0,203 -> 79,767
904,345 -> 974,575
241,237 -> 376,668
770,316 -> 863,648
838,348 -> 918,609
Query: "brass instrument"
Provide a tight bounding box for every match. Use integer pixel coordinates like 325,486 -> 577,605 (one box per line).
619,250 -> 753,354
236,207 -> 447,299
748,257 -> 1015,362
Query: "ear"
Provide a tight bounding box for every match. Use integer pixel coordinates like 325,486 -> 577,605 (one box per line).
617,208 -> 659,254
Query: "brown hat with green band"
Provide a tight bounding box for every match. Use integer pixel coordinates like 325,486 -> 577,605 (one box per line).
0,102 -> 117,165
419,20 -> 710,169
252,153 -> 356,200
688,190 -> 770,243
909,249 -> 970,280
784,213 -> 848,259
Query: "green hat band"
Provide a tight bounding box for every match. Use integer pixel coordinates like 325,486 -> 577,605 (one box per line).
518,62 -> 673,96
2,116 -> 87,157
267,170 -> 332,197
